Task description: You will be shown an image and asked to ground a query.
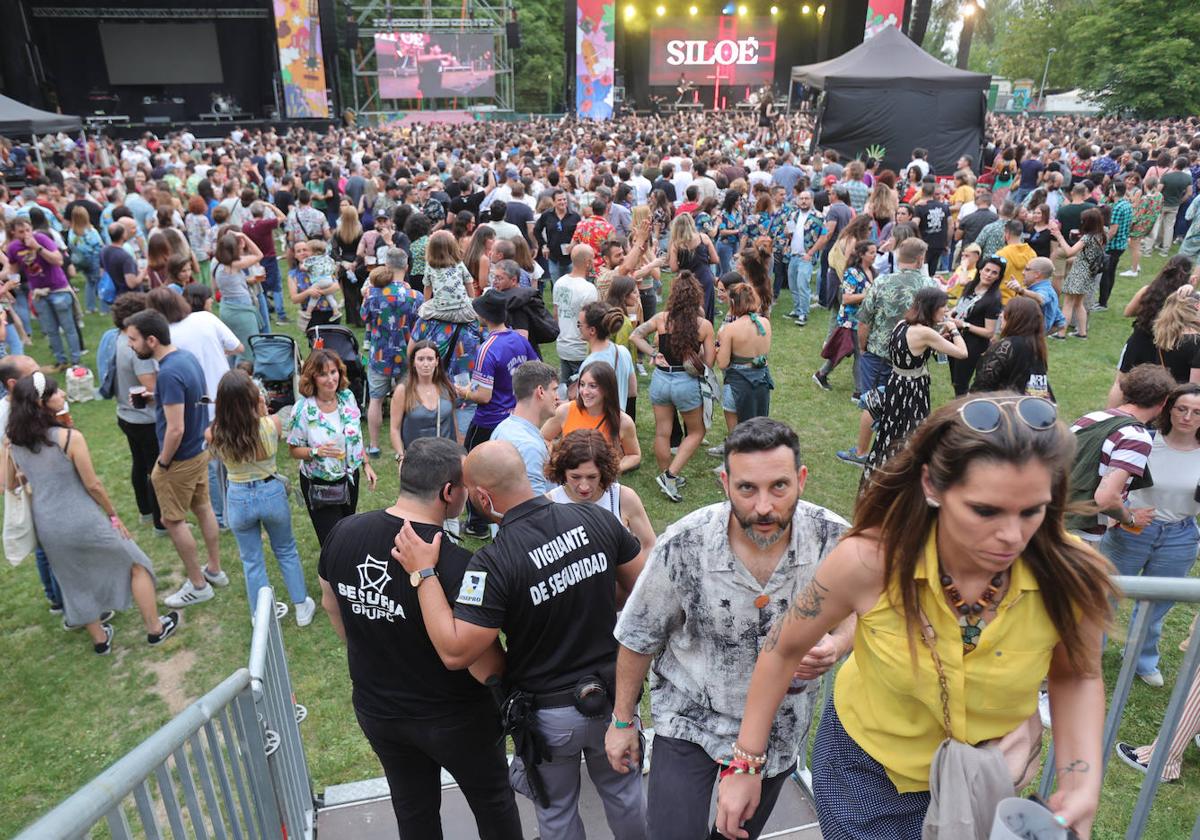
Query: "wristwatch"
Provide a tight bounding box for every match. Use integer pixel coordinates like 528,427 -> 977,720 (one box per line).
410,568 -> 438,588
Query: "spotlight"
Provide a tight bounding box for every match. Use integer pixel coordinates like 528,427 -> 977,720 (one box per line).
738,4 -> 748,15
688,4 -> 698,15
722,3 -> 735,14
769,4 -> 778,13
656,4 -> 665,15
624,4 -> 636,19
817,4 -> 826,14
801,4 -> 811,13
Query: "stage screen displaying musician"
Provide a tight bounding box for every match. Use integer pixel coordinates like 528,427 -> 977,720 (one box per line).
648,17 -> 777,86
376,32 -> 496,100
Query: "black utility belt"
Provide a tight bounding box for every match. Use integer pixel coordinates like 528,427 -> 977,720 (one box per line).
530,688 -> 578,711
656,365 -> 689,373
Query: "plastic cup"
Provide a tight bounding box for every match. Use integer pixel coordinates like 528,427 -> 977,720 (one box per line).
129,386 -> 148,409
989,798 -> 1069,840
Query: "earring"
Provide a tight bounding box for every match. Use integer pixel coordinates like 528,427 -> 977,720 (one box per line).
925,496 -> 941,508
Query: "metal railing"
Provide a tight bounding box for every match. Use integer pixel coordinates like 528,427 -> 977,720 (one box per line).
14,587 -> 313,840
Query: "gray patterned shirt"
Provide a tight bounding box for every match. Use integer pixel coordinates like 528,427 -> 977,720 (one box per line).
614,500 -> 848,777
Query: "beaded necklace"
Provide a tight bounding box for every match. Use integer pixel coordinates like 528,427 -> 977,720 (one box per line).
939,570 -> 1005,653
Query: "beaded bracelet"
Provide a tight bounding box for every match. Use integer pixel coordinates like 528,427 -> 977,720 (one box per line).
611,714 -> 637,730
732,742 -> 767,767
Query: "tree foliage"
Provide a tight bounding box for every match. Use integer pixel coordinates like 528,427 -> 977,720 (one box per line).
512,0 -> 566,112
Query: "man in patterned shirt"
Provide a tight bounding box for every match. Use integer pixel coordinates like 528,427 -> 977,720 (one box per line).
837,238 -> 935,465
768,185 -> 795,300
570,198 -> 615,278
784,189 -> 825,326
606,418 -> 853,840
1099,180 -> 1133,311
360,253 -> 424,457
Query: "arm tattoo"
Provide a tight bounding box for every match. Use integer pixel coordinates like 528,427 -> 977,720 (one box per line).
762,578 -> 830,653
1057,759 -> 1090,776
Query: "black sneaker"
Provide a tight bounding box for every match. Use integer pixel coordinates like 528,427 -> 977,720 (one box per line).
94,623 -> 114,656
1115,742 -> 1149,774
812,371 -> 832,391
462,523 -> 491,540
65,610 -> 115,631
148,611 -> 180,646
48,603 -> 64,615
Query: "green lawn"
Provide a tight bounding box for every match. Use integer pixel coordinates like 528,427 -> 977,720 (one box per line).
3,250 -> 1198,838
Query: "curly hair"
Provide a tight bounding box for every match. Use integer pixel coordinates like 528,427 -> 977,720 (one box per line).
298,348 -> 348,397
664,271 -> 703,362
544,429 -> 620,490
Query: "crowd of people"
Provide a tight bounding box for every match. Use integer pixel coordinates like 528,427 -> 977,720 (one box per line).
3,107 -> 1200,839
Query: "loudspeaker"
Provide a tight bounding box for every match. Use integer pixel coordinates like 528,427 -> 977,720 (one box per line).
506,21 -> 521,49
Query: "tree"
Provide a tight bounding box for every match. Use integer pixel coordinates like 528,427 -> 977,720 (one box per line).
907,0 -> 934,46
1070,0 -> 1200,116
512,0 -> 566,112
987,0 -> 1085,89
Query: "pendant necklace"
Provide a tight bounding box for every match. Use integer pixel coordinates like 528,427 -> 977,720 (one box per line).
939,570 -> 1005,653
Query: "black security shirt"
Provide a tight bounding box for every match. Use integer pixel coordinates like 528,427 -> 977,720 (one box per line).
453,496 -> 640,694
319,510 -> 489,718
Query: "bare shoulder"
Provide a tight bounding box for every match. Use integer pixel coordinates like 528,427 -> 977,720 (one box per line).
823,531 -> 885,582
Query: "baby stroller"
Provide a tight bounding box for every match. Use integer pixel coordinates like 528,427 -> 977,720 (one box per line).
248,334 -> 302,415
306,324 -> 367,409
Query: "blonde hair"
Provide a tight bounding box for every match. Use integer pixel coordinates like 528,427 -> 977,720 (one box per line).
306,239 -> 327,256
425,229 -> 460,269
1152,286 -> 1200,351
336,205 -> 363,243
668,212 -> 698,254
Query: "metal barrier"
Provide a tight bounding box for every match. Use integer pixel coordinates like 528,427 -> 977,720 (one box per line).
14,587 -> 312,840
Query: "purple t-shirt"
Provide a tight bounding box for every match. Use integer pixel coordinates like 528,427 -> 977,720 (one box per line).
471,328 -> 535,428
6,232 -> 69,291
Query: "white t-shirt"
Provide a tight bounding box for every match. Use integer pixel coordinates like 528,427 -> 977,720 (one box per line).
169,311 -> 242,419
553,274 -> 598,362
1127,435 -> 1200,523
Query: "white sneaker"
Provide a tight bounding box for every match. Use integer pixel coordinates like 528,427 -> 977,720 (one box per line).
637,363 -> 648,377
202,567 -> 230,588
295,597 -> 316,627
1139,670 -> 1165,687
164,579 -> 215,608
1038,689 -> 1052,729
1119,269 -> 1139,277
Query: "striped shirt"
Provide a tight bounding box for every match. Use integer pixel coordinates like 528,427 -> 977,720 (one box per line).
1068,408 -> 1153,539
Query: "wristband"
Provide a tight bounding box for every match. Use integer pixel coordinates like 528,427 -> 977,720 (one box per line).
732,741 -> 767,766
612,715 -> 637,729
109,514 -> 119,524
718,759 -> 759,779
156,459 -> 171,470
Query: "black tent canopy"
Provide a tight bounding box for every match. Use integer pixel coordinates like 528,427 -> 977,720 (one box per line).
791,26 -> 990,176
0,94 -> 81,137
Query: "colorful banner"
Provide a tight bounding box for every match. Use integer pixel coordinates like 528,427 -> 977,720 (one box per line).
576,0 -> 615,120
865,0 -> 905,39
273,0 -> 331,118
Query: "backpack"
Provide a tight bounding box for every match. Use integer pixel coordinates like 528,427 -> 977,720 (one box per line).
1064,414 -> 1153,533
97,327 -> 119,399
504,287 -> 560,347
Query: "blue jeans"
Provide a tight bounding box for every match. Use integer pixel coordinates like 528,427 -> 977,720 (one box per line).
11,288 -> 33,334
37,290 -> 81,365
787,257 -> 814,318
82,269 -> 107,313
226,478 -> 308,609
35,544 -> 62,608
261,256 -> 286,319
1101,518 -> 1200,676
208,456 -> 226,524
4,321 -> 23,356
716,237 -> 737,276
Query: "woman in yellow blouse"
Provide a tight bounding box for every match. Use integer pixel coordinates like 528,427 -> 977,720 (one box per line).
716,395 -> 1113,839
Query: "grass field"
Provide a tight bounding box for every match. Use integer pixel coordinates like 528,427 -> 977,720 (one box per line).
3,249 -> 1199,838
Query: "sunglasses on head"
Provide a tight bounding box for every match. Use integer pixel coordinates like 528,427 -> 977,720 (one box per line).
957,396 -> 1057,433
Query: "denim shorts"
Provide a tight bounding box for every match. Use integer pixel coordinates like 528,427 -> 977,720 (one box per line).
857,351 -> 892,395
366,367 -> 400,399
721,382 -> 737,413
650,368 -> 703,412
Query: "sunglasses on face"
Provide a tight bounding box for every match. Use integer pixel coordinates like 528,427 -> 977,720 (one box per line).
957,396 -> 1057,433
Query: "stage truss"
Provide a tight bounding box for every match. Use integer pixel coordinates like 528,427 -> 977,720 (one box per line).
345,0 -> 515,121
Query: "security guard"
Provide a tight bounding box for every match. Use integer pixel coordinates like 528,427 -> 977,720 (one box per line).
393,439 -> 647,840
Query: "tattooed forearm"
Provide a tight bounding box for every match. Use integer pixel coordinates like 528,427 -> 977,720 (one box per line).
1057,759 -> 1090,776
762,578 -> 830,654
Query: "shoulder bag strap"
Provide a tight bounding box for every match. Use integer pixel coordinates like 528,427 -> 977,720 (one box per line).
917,607 -> 955,742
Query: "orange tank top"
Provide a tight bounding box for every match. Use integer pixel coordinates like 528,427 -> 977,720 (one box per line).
562,401 -> 617,445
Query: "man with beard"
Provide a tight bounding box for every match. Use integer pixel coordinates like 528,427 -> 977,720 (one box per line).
606,417 -> 853,840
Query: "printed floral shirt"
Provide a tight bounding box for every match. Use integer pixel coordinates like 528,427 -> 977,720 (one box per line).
716,208 -> 744,241
410,317 -> 484,381
286,389 -> 365,481
360,281 -> 424,377
615,500 -> 848,777
858,268 -> 937,358
837,266 -> 871,329
571,215 -> 616,276
409,235 -> 429,277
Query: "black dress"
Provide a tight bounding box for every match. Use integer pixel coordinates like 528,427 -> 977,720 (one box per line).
971,335 -> 1055,400
676,239 -> 716,322
1027,227 -> 1053,258
333,231 -> 364,326
948,285 -> 1002,395
862,322 -> 933,488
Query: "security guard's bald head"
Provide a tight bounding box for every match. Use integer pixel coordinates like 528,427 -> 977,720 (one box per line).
464,440 -> 532,498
